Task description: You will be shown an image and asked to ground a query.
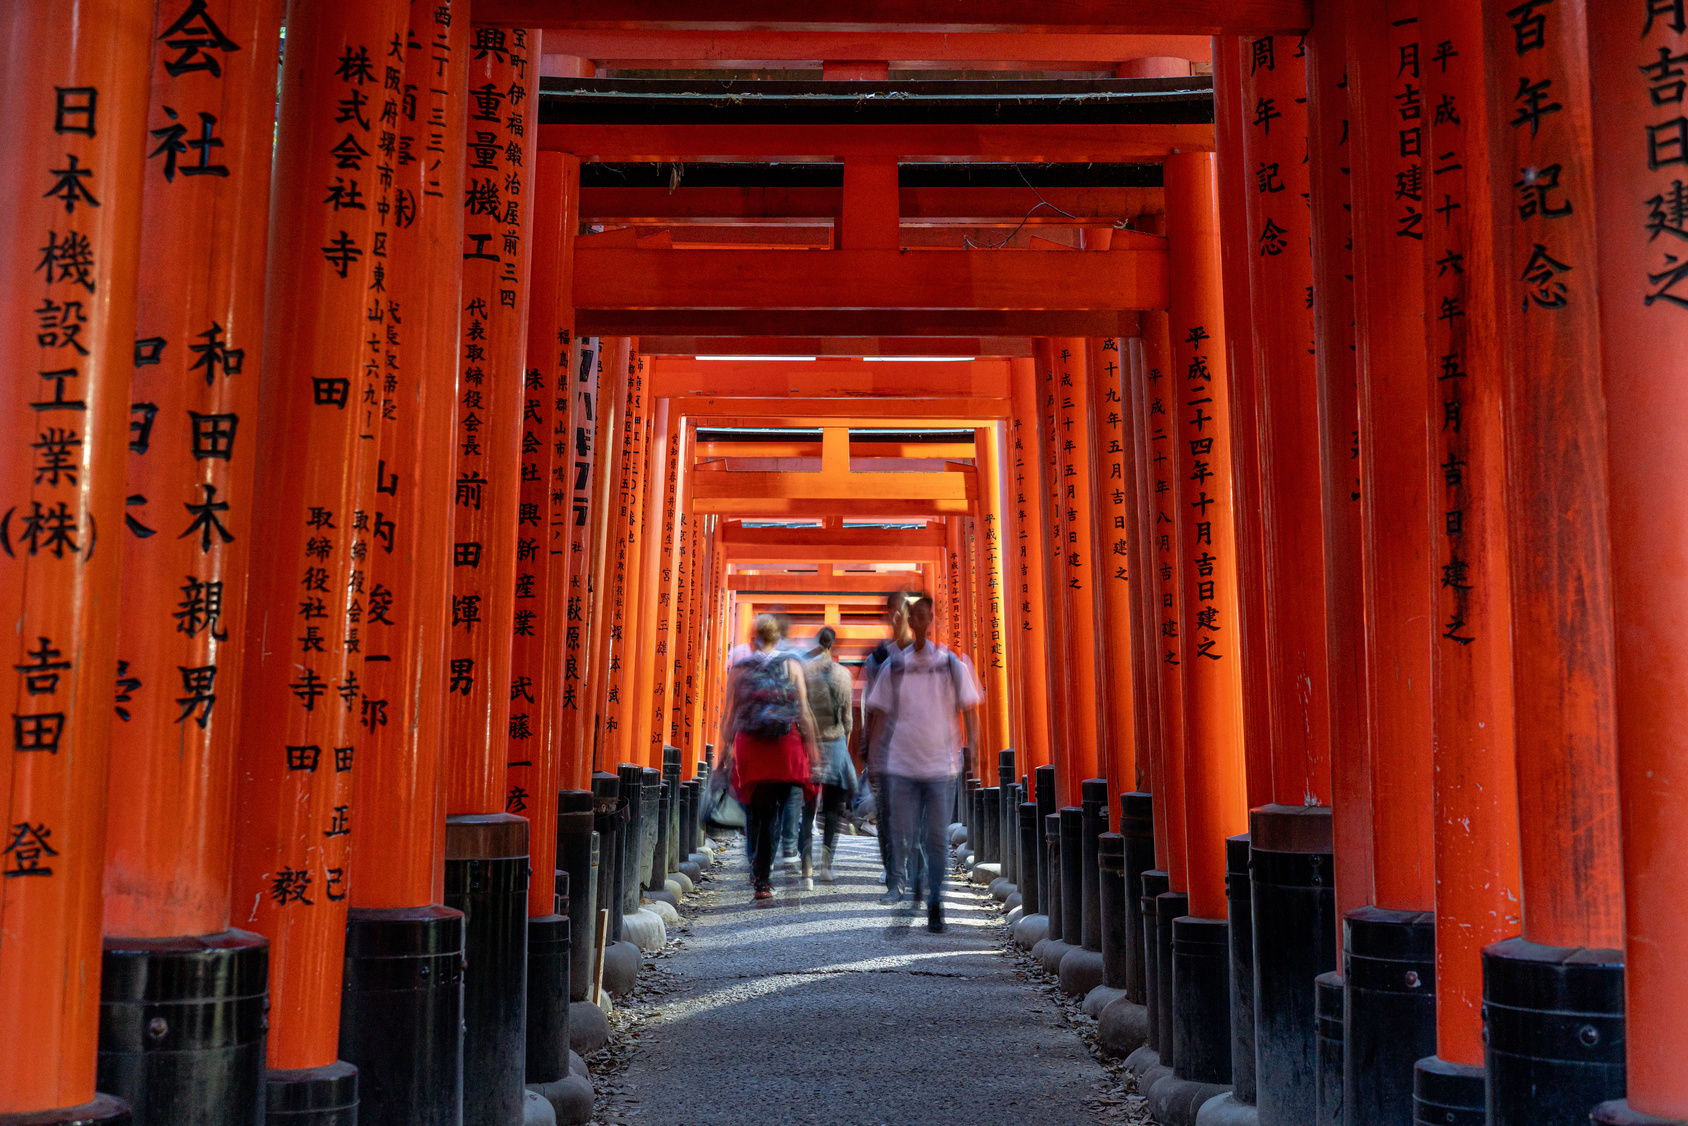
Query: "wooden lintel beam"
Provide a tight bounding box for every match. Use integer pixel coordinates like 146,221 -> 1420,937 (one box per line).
579,309 -> 1142,337
538,122 -> 1212,162
488,3 -> 1310,35
726,575 -> 926,594
637,336 -> 1035,357
678,397 -> 1011,426
723,524 -> 946,547
579,185 -> 1163,225
697,442 -> 976,459
691,467 -> 975,504
541,30 -> 1213,65
694,496 -> 973,517
652,357 -> 1011,398
575,246 -> 1167,312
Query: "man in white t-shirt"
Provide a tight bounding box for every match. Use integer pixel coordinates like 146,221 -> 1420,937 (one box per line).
863,592 -> 981,933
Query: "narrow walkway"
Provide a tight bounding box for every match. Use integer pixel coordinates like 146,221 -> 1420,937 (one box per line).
597,833 -> 1112,1125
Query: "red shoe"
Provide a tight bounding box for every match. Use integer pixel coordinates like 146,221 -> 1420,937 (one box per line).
753,879 -> 774,900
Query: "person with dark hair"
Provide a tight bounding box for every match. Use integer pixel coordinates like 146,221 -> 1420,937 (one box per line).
802,626 -> 856,883
722,613 -> 822,901
859,590 -> 913,884
863,592 -> 981,933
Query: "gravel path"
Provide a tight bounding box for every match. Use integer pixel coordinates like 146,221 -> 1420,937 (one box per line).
588,831 -> 1119,1126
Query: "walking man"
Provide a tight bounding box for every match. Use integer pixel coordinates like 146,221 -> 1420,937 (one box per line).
860,590 -> 912,883
864,593 -> 981,933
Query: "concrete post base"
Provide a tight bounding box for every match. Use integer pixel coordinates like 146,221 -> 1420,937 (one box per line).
1005,891 -> 1022,912
1193,1092 -> 1259,1126
643,898 -> 680,925
1082,983 -> 1128,1018
623,907 -> 666,952
527,1050 -> 593,1125
601,940 -> 642,997
644,887 -> 679,910
1147,1074 -> 1230,1126
1005,906 -> 1023,928
567,1001 -> 610,1056
989,878 -> 1015,901
524,1088 -> 557,1125
948,823 -> 968,846
970,861 -> 1001,886
1593,1101 -> 1688,1125
677,861 -> 702,882
668,871 -> 692,895
1058,945 -> 1106,996
1097,996 -> 1150,1057
1014,913 -> 1049,948
1038,938 -> 1077,974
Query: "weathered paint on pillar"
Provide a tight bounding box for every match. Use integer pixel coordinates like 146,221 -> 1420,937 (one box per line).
1238,30 -> 1334,809
1054,342 -> 1105,789
976,424 -> 1013,761
1124,337 -> 1164,814
1007,357 -> 1055,775
351,0 -> 467,911
446,26 -> 538,815
626,396 -> 671,766
1086,338 -> 1139,801
1483,0 -> 1624,952
507,148 -> 576,910
1420,0 -> 1523,1067
654,419 -> 689,755
105,0 -> 283,938
229,0 -> 406,1069
581,337 -> 630,773
1349,0 -> 1435,913
0,0 -> 150,1111
1213,35 -> 1276,812
1306,0 -> 1375,951
1589,3 -> 1688,1113
558,336 -> 603,788
1165,151 -> 1250,922
1036,340 -> 1077,802
594,345 -> 647,765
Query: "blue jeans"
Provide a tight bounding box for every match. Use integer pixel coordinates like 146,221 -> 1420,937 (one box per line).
889,774 -> 955,907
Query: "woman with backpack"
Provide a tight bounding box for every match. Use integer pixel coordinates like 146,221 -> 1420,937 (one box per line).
722,613 -> 823,901
803,627 -> 857,884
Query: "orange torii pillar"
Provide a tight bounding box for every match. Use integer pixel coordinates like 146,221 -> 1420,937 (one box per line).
507,147 -> 578,1092
1035,341 -> 1079,805
626,397 -> 673,769
1052,341 -> 1106,795
1006,358 -> 1055,779
593,346 -> 649,768
1483,2 -> 1627,1121
92,0 -> 279,1120
0,3 -> 148,1121
581,338 -> 631,774
225,1 -> 405,1119
653,418 -> 689,757
556,337 -> 602,791
1087,337 -> 1140,803
1408,4 -> 1525,1122
1228,30 -> 1345,1125
443,25 -> 539,1126
976,424 -> 1013,765
334,2 -> 467,1123
1345,6 -> 1442,1120
668,486 -> 700,762
1591,5 -> 1688,1119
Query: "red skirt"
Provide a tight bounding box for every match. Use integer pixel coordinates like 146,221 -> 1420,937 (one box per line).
731,729 -> 815,798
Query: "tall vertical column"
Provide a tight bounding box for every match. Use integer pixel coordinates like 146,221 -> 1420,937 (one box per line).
1088,338 -> 1141,801
1483,1 -> 1627,1121
975,424 -> 1012,761
593,345 -> 647,766
1590,4 -> 1688,1119
0,1 -> 150,1120
1007,359 -> 1054,776
226,0 -> 404,1118
445,25 -> 539,1126
1409,4 -> 1525,1123
1163,150 -> 1248,1094
653,417 -> 689,758
1346,5 -> 1440,1121
336,2 -> 468,1123
582,338 -> 626,776
97,0 -> 280,1120
1124,339 -> 1158,799
1036,341 -> 1077,802
1053,341 -> 1104,796
555,337 -> 601,791
626,398 -> 672,767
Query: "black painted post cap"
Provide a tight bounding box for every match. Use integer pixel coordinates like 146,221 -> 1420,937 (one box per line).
559,789 -> 594,813
1081,777 -> 1109,807
1045,812 -> 1062,842
1018,800 -> 1038,826
1121,792 -> 1153,836
1099,832 -> 1125,870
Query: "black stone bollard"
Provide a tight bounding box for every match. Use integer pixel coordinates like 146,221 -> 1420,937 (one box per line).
556,791 -> 596,1003
1172,915 -> 1232,1085
1080,779 -> 1109,952
998,749 -> 1018,884
1225,834 -> 1257,1106
444,814 -> 530,1126
617,766 -> 644,915
639,767 -> 661,892
265,1063 -> 357,1126
1098,833 -> 1128,989
981,787 -> 1001,865
1155,888 -> 1188,1070
1034,766 -> 1057,928
1059,807 -> 1084,947
590,772 -> 622,943
1018,802 -> 1041,915
1045,814 -> 1065,944
678,780 -> 698,863
1251,804 -> 1337,1126
524,872 -> 571,1085
965,776 -> 981,848
1315,972 -> 1344,1126
1412,1055 -> 1485,1126
650,781 -> 669,892
1344,906 -> 1436,1126
1121,793 -> 1155,1006
1482,935 -> 1626,1126
663,747 -> 682,874
98,930 -> 269,1126
1140,870 -> 1171,1055
338,908 -> 462,1126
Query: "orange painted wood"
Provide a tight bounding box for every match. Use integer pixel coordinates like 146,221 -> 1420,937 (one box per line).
1165,152 -> 1250,922
228,0 -> 407,1072
975,425 -> 1014,758
1123,337 -> 1161,799
1138,309 -> 1190,892
1305,0 -> 1373,954
1035,341 -> 1078,802
104,0 -> 283,939
507,149 -> 575,911
581,339 -> 630,773
1052,340 -> 1106,789
491,1 -> 1311,35
651,356 -> 1011,399
0,0 -> 150,1110
1007,358 -> 1056,775
668,493 -> 702,756
350,0 -> 468,912
1482,0 -> 1622,952
593,347 -> 652,765
840,156 -> 900,250
1590,4 -> 1688,1107
1212,39 -> 1276,813
582,185 -> 1162,227
539,29 -> 1213,65
445,26 -> 539,816
556,337 -> 602,789
626,397 -> 672,765
1089,338 -> 1141,798
1236,31 -> 1333,809
1418,0 -> 1522,1067
1348,0 -> 1435,914
574,247 -> 1170,313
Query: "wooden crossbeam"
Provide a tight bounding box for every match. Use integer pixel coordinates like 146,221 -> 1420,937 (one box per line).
579,185 -> 1163,225
727,575 -> 926,594
676,397 -> 1011,426
540,30 -> 1214,66
638,337 -> 1035,357
581,309 -> 1141,336
652,357 -> 1010,399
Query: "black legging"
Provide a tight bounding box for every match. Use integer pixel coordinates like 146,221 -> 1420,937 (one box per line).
798,784 -> 850,862
748,781 -> 797,883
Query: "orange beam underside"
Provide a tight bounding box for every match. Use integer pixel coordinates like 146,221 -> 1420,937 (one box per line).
654,357 -> 1009,398
580,186 -> 1165,226
678,399 -> 1011,425
541,30 -> 1213,64
639,336 -> 1034,357
539,122 -> 1214,163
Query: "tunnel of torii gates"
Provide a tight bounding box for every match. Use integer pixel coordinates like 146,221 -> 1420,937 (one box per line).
8,1 -> 1688,1125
